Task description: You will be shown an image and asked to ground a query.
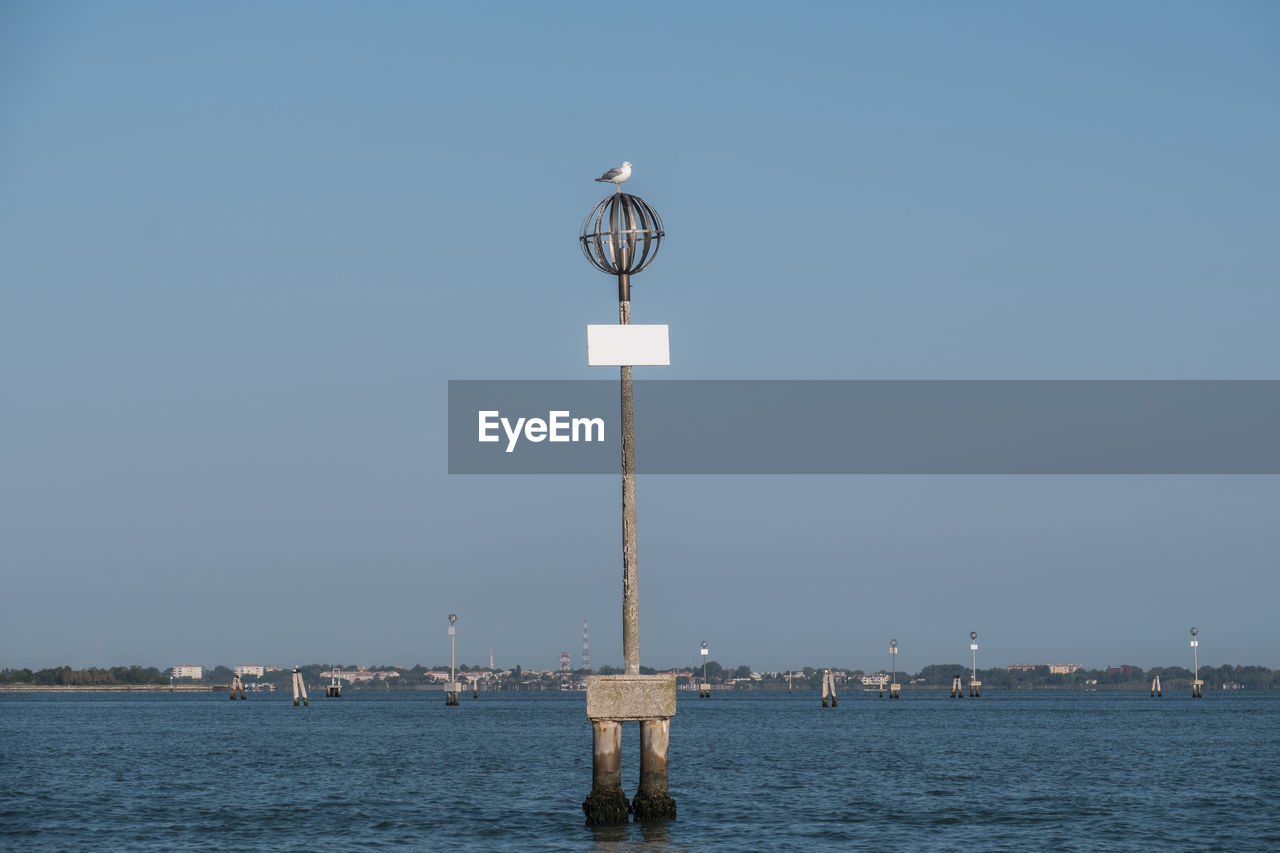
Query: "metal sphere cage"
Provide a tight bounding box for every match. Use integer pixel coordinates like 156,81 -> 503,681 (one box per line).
580,192 -> 664,276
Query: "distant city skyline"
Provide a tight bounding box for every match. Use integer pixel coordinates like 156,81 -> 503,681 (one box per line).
3,3 -> 1277,672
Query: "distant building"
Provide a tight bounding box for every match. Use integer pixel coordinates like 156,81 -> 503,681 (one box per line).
1048,664 -> 1082,675
1105,665 -> 1139,676
322,668 -> 402,684
1007,664 -> 1038,672
171,665 -> 203,680
233,665 -> 265,678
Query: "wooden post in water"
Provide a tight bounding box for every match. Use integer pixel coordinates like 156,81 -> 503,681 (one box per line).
821,670 -> 830,707
951,674 -> 963,698
291,668 -> 309,707
1151,674 -> 1162,697
828,670 -> 837,707
229,673 -> 245,700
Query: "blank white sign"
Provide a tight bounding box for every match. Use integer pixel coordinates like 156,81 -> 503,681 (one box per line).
587,324 -> 670,366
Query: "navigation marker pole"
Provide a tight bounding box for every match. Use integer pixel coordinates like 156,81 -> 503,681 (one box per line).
700,641 -> 710,698
445,614 -> 461,706
889,639 -> 901,699
1190,627 -> 1203,699
580,181 -> 675,824
968,632 -> 982,698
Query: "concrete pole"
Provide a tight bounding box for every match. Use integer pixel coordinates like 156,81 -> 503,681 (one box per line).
619,276 -> 639,676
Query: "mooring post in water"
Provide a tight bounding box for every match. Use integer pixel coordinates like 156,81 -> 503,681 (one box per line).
951,674 -> 963,698
580,185 -> 675,824
1151,674 -> 1162,697
230,673 -> 245,700
820,669 -> 837,707
291,668 -> 308,707
1189,627 -> 1203,699
968,632 -> 982,698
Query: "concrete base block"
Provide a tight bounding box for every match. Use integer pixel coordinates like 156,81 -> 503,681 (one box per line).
586,674 -> 677,722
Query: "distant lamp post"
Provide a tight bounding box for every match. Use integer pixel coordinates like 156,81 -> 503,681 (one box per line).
1190,627 -> 1203,699
968,632 -> 982,698
445,614 -> 460,706
580,175 -> 675,824
700,641 -> 710,698
888,639 -> 900,699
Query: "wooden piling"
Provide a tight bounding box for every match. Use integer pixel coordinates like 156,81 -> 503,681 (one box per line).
229,673 -> 245,700
951,674 -> 963,698
291,668 -> 308,707
821,670 -> 830,707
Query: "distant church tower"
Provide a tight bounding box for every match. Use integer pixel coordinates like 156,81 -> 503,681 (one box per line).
582,620 -> 590,672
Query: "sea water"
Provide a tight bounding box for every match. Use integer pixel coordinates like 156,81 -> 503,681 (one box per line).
2,689 -> 1277,851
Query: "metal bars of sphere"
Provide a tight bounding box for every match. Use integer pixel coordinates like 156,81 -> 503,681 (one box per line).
580,192 -> 664,276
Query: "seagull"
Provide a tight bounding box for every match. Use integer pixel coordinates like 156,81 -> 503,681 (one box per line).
595,161 -> 633,191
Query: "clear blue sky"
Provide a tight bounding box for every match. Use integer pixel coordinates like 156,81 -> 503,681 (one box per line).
3,2 -> 1277,673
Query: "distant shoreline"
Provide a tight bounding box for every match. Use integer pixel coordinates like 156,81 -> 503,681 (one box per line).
0,684 -> 222,693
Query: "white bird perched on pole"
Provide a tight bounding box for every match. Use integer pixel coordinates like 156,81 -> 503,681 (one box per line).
595,161 -> 633,191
